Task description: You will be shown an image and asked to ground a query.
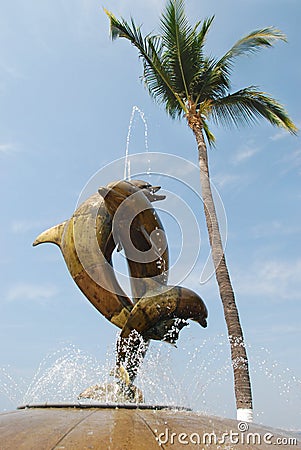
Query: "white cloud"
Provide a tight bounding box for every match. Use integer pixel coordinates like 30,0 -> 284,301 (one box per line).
263,324 -> 300,335
6,283 -> 59,302
0,143 -> 15,154
11,219 -> 48,234
114,0 -> 163,15
280,148 -> 301,176
213,172 -> 244,189
0,61 -> 21,80
251,220 -> 301,239
233,259 -> 301,302
270,121 -> 301,142
232,144 -> 260,165
270,130 -> 289,142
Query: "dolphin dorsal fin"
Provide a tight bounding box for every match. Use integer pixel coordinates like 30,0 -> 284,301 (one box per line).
32,221 -> 67,247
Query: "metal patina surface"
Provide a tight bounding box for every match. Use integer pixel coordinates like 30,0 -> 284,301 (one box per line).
33,181 -> 208,391
0,405 -> 299,449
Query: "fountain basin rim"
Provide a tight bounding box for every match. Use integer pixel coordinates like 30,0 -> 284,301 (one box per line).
17,402 -> 191,411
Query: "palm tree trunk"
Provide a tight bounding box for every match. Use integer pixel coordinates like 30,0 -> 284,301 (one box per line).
188,114 -> 253,421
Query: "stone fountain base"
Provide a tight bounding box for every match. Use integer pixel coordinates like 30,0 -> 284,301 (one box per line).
0,404 -> 299,449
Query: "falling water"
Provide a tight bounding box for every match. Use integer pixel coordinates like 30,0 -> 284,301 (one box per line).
0,367 -> 26,408
1,337 -> 300,430
124,106 -> 149,180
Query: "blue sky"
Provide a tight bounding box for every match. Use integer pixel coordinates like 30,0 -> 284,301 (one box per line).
0,0 -> 300,429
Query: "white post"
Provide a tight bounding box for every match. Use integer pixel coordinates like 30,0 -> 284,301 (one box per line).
237,408 -> 253,423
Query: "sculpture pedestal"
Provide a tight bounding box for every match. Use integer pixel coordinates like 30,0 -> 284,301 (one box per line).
0,404 -> 299,449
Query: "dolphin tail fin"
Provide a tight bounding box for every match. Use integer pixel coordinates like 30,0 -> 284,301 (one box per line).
32,221 -> 66,247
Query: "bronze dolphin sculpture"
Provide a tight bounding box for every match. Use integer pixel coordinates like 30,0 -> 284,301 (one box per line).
98,179 -> 169,301
120,286 -> 208,340
33,179 -> 208,390
98,179 -> 173,383
98,180 -> 207,344
32,181 -> 169,330
33,193 -> 133,328
33,182 -> 166,327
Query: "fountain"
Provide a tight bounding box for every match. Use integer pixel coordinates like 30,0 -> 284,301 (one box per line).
1,341 -> 300,448
0,110 -> 300,449
124,105 -> 149,180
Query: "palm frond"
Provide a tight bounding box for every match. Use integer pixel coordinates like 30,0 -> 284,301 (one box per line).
104,8 -> 187,116
105,9 -> 143,45
202,120 -> 216,146
215,27 -> 287,82
188,16 -> 215,93
225,27 -> 286,59
196,16 -> 215,46
191,57 -> 230,106
210,87 -> 298,134
144,36 -> 185,118
160,0 -> 209,100
105,5 -> 297,135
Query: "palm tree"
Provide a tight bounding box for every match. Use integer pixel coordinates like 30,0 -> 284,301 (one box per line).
105,0 -> 297,421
